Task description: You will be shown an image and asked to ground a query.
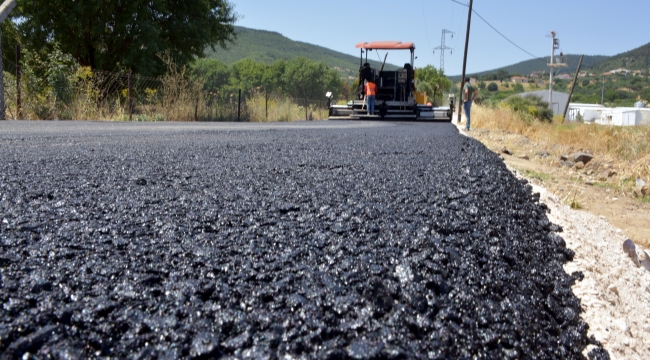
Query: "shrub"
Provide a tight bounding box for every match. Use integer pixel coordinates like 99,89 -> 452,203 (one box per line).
501,95 -> 553,122
487,82 -> 499,92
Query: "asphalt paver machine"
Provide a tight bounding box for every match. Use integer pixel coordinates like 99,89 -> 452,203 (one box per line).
328,41 -> 453,121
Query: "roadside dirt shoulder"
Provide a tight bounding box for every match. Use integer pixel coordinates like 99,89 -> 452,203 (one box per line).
464,127 -> 650,247
460,125 -> 650,359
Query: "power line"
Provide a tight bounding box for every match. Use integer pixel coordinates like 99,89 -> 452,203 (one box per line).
420,0 -> 432,51
450,0 -> 540,59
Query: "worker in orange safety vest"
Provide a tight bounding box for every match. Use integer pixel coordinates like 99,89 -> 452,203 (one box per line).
364,79 -> 377,115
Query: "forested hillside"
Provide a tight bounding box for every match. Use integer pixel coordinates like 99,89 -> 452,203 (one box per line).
205,26 -> 398,79
450,55 -> 609,82
585,42 -> 650,73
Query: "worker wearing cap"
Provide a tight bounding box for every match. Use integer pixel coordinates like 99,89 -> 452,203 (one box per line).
364,79 -> 377,115
462,77 -> 478,131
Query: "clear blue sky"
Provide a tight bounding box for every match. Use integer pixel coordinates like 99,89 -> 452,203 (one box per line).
230,0 -> 649,76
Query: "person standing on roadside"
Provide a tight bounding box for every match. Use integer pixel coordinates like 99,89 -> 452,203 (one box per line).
364,79 -> 377,116
462,77 -> 478,131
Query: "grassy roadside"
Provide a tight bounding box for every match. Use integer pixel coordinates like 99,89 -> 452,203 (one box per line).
470,105 -> 650,192
463,104 -> 650,246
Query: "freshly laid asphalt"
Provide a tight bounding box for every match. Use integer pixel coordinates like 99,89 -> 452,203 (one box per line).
0,120 -> 607,359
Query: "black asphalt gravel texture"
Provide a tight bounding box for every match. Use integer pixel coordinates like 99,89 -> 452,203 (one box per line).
0,121 -> 608,359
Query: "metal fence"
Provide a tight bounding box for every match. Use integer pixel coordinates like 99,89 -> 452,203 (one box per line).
1,47 -> 331,122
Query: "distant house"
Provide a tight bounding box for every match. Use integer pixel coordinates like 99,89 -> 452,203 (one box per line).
610,68 -> 630,75
556,74 -> 571,80
469,78 -> 477,84
512,76 -> 528,83
578,73 -> 587,78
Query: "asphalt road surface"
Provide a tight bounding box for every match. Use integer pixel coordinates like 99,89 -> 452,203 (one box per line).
0,120 -> 607,359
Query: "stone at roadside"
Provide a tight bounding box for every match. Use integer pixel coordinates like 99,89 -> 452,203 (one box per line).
637,178 -> 647,187
586,169 -> 594,175
585,180 -> 595,186
536,151 -> 550,158
575,161 -> 585,170
564,161 -> 574,168
518,154 -> 530,160
573,152 -> 594,165
598,170 -> 616,181
502,147 -> 512,155
623,239 -> 640,267
560,154 -> 569,161
633,188 -> 643,198
642,185 -> 650,196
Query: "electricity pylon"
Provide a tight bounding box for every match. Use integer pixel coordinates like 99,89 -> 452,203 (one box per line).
434,29 -> 454,72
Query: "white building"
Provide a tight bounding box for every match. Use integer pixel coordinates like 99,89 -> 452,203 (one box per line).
567,103 -> 650,126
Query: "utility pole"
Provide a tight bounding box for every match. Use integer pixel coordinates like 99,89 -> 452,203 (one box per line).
434,29 -> 453,73
563,55 -> 584,120
547,31 -> 567,115
457,0 -> 473,124
0,0 -> 17,120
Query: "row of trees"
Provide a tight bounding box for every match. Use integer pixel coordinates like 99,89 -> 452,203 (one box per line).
191,57 -> 344,101
3,0 -> 457,114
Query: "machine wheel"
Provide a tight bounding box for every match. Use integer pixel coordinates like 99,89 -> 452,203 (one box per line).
379,101 -> 387,118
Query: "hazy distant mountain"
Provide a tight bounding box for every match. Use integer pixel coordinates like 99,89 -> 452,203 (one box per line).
449,55 -> 610,82
205,26 -> 398,79
449,42 -> 650,81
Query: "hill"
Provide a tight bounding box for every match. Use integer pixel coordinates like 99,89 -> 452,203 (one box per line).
205,26 -> 398,80
449,54 -> 610,82
450,41 -> 650,81
585,42 -> 650,73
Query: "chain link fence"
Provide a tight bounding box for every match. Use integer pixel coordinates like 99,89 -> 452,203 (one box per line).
1,49 -> 330,122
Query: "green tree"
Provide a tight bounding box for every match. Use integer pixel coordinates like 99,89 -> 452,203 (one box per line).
282,57 -> 341,101
262,60 -> 287,94
228,59 -> 268,96
478,80 -> 486,90
415,65 -> 451,105
192,59 -> 231,96
642,88 -> 650,102
14,0 -> 237,76
513,83 -> 525,93
496,69 -> 510,82
487,82 -> 499,92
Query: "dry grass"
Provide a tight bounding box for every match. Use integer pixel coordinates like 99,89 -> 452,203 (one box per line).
4,51 -> 331,122
246,93 -> 328,122
471,105 -> 650,182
